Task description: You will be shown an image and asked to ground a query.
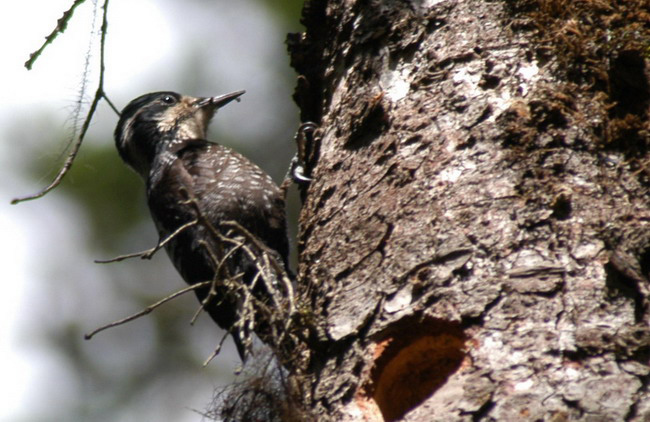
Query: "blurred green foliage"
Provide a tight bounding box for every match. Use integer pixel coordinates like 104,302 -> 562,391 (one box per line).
261,0 -> 304,29
62,143 -> 147,252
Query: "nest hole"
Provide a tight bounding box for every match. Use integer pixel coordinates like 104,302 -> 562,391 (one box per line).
369,319 -> 466,421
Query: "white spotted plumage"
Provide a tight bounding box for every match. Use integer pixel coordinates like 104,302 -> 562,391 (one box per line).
114,90 -> 289,361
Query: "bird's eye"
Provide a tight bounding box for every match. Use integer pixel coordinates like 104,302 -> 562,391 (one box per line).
161,95 -> 177,105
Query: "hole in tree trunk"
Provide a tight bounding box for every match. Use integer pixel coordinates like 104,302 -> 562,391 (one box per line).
367,318 -> 466,421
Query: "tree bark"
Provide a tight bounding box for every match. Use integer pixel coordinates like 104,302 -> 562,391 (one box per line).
287,0 -> 650,420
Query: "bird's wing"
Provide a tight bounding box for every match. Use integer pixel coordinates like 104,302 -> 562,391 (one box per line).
176,142 -> 290,264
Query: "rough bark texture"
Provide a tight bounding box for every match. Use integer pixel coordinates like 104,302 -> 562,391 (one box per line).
287,0 -> 650,420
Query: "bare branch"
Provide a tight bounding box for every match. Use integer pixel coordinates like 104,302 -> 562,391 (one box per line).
84,280 -> 211,340
94,249 -> 156,264
221,220 -> 294,285
103,93 -> 121,116
189,240 -> 244,325
203,331 -> 232,367
11,90 -> 100,204
13,0 -> 112,204
94,219 -> 198,264
89,183 -> 297,361
24,0 -> 88,70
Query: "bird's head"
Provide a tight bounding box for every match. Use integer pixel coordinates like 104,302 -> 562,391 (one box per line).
114,90 -> 245,177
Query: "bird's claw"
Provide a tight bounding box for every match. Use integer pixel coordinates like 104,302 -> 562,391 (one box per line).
289,121 -> 318,185
290,156 -> 312,183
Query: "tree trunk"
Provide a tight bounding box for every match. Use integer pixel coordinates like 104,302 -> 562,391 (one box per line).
287,0 -> 650,420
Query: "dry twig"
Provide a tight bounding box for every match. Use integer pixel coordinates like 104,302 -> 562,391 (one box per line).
13,0 -> 116,204
87,184 -> 297,364
84,280 -> 211,340
25,0 -> 87,70
94,219 -> 199,264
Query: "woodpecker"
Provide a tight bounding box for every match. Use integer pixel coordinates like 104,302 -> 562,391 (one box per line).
114,90 -> 290,360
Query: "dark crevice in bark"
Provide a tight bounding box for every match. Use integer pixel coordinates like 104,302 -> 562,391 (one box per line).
345,99 -> 389,150
562,398 -> 585,419
470,398 -> 495,422
639,247 -> 650,281
605,262 -> 645,323
287,0 -> 328,124
609,50 -> 650,120
624,372 -> 650,421
461,293 -> 504,328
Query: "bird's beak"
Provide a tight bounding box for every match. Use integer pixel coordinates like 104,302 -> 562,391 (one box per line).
196,90 -> 246,109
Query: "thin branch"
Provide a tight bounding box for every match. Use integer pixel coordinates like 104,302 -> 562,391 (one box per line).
94,249 -> 154,264
92,186 -> 297,360
13,0 -> 112,204
216,226 -> 296,353
221,220 -> 293,285
25,0 -> 88,70
103,93 -> 121,116
94,219 -> 198,264
189,241 -> 243,325
84,280 -> 211,340
11,87 -> 100,204
203,331 -> 232,367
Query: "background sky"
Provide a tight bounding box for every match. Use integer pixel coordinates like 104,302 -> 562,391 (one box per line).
0,0 -> 303,420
